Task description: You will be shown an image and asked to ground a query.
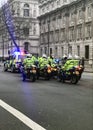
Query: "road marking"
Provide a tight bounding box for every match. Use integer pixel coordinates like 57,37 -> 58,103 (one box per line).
0,99 -> 46,130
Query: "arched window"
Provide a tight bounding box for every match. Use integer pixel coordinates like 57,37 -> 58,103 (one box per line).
24,4 -> 29,8
23,3 -> 30,17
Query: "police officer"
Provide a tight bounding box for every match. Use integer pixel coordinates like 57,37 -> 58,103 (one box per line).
39,54 -> 49,70
23,54 -> 33,68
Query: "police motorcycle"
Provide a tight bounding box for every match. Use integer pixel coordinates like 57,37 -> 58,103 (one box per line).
22,54 -> 37,82
22,64 -> 37,82
37,55 -> 52,80
57,56 -> 80,84
57,66 -> 80,84
72,55 -> 84,80
51,63 -> 58,78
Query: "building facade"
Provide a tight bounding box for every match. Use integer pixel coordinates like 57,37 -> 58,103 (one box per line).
0,0 -> 39,58
38,0 -> 93,70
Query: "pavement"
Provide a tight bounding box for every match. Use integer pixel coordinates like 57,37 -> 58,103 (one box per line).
83,72 -> 93,76
0,62 -> 3,66
82,72 -> 93,80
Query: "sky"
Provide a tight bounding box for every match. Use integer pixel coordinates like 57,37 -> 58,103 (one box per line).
0,0 -> 7,7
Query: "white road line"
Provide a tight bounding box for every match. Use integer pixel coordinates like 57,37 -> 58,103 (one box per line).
0,99 -> 46,130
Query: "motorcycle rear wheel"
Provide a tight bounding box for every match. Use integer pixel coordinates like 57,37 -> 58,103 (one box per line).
45,73 -> 51,80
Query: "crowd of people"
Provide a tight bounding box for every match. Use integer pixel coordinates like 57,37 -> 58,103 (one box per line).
21,53 -> 84,72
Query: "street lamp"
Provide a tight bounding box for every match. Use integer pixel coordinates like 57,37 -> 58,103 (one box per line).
47,19 -> 50,56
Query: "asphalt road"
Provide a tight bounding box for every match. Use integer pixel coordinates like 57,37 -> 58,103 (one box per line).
0,69 -> 93,130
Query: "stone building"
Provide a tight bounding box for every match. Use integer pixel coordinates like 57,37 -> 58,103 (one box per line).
38,0 -> 93,71
0,0 -> 39,58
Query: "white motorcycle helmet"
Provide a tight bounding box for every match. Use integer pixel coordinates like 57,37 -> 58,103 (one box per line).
74,55 -> 80,59
42,54 -> 47,58
26,54 -> 32,58
68,53 -> 73,59
63,54 -> 67,59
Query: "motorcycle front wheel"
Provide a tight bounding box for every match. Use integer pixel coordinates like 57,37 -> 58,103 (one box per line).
30,75 -> 36,82
71,75 -> 78,84
45,73 -> 51,80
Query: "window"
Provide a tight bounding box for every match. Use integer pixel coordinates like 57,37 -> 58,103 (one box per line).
24,9 -> 29,16
85,45 -> 89,59
77,26 -> 82,40
50,48 -> 52,55
45,47 -> 47,54
87,6 -> 91,17
46,5 -> 49,10
33,9 -> 36,17
55,47 -> 58,56
57,0 -> 60,6
69,46 -> 72,55
23,3 -> 29,17
24,4 -> 29,8
23,27 -> 29,36
61,29 -> 65,41
86,24 -> 91,39
24,42 -> 29,51
77,45 -> 80,56
61,47 -> 64,56
55,31 -> 59,42
42,7 -> 45,13
50,32 -> 53,42
78,10 -> 82,19
33,24 -> 36,35
69,27 -> 74,41
40,48 -> 43,56
63,15 -> 66,24
51,2 -> 54,8
41,34 -> 43,44
70,12 -> 74,21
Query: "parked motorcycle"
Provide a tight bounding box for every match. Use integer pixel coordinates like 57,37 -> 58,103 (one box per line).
22,64 -> 37,82
57,67 -> 80,84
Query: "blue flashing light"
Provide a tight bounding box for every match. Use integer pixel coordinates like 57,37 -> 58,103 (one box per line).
14,51 -> 20,56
